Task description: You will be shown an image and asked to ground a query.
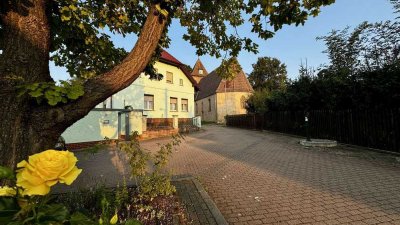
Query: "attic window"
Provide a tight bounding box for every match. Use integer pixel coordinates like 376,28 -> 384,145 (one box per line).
199,69 -> 203,75
166,72 -> 173,83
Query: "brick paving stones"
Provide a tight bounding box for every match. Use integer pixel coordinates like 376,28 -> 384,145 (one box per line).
141,125 -> 400,225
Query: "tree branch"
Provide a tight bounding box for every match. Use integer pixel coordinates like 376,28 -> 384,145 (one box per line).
34,4 -> 168,132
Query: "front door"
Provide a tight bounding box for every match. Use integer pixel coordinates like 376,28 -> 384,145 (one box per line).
118,111 -> 130,140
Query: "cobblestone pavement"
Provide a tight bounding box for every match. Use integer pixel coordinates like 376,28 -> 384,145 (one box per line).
141,125 -> 400,225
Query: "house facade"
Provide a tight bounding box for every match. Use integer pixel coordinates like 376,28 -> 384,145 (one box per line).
62,51 -> 198,146
194,59 -> 253,123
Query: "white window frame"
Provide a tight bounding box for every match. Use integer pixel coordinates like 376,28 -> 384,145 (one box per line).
170,97 -> 178,111
144,94 -> 154,110
181,99 -> 188,112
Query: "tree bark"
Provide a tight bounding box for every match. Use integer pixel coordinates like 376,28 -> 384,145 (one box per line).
0,1 -> 168,169
0,0 -> 55,169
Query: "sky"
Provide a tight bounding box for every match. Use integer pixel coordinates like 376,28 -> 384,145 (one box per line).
51,0 -> 397,81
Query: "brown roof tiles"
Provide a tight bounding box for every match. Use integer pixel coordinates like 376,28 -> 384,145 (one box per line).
196,67 -> 253,100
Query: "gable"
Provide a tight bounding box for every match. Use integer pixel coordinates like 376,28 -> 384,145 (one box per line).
196,68 -> 253,100
215,70 -> 253,93
159,50 -> 199,90
191,59 -> 208,77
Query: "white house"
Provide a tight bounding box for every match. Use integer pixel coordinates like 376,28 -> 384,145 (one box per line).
62,51 -> 199,148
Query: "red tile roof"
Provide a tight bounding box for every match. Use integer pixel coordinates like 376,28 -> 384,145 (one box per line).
160,50 -> 182,65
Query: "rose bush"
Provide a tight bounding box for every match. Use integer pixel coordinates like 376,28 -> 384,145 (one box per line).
16,150 -> 82,196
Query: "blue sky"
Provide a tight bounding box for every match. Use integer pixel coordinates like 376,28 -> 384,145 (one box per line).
51,0 -> 397,80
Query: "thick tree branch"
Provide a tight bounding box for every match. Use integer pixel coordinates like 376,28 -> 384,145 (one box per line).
33,5 -> 168,133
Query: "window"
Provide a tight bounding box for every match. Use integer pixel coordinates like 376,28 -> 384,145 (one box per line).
144,95 -> 154,110
166,72 -> 173,83
181,99 -> 188,112
199,69 -> 203,75
208,98 -> 211,112
170,97 -> 178,111
179,79 -> 183,86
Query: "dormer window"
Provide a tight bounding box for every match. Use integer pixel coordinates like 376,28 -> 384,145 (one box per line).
199,69 -> 203,75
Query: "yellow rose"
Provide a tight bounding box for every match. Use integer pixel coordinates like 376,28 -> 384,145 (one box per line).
0,186 -> 16,197
16,150 -> 82,196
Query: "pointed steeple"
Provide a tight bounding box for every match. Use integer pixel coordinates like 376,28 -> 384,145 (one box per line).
191,58 -> 208,83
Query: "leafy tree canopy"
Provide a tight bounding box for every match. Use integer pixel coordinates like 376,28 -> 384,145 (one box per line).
0,0 -> 335,80
248,57 -> 288,91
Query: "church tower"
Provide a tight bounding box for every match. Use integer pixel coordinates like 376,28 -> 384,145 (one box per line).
191,58 -> 208,83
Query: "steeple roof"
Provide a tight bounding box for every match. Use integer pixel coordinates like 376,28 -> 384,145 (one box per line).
191,58 -> 208,77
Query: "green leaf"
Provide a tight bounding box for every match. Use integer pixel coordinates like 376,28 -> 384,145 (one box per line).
47,96 -> 59,106
66,84 -> 84,100
69,5 -> 78,11
29,89 -> 43,98
160,9 -> 169,17
37,204 -> 69,223
61,10 -> 72,21
70,212 -> 96,225
0,198 -> 19,224
0,166 -> 14,179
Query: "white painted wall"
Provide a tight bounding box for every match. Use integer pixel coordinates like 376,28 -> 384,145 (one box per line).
63,111 -> 119,143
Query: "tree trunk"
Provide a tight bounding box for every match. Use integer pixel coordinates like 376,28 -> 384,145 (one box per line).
0,0 -> 54,169
0,1 -> 168,169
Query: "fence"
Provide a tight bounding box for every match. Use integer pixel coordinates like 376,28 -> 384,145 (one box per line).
226,108 -> 400,153
146,118 -> 174,130
178,117 -> 201,133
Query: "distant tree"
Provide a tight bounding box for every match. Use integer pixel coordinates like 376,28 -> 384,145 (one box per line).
246,89 -> 270,113
248,57 -> 288,91
249,0 -> 400,113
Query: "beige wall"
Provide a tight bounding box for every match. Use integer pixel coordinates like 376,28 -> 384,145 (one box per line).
216,92 -> 251,123
195,92 -> 250,123
195,95 -> 217,122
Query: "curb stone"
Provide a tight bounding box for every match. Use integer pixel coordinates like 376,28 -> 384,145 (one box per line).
172,175 -> 228,225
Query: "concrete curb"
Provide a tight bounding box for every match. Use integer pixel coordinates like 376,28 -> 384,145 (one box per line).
172,175 -> 228,225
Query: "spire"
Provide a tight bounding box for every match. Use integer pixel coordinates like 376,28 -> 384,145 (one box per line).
191,58 -> 208,83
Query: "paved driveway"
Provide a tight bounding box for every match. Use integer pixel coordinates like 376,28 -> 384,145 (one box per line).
142,125 -> 400,225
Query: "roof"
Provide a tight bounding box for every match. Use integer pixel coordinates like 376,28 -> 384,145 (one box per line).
191,58 -> 208,77
195,70 -> 222,100
196,66 -> 253,100
160,50 -> 182,65
158,50 -> 199,90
